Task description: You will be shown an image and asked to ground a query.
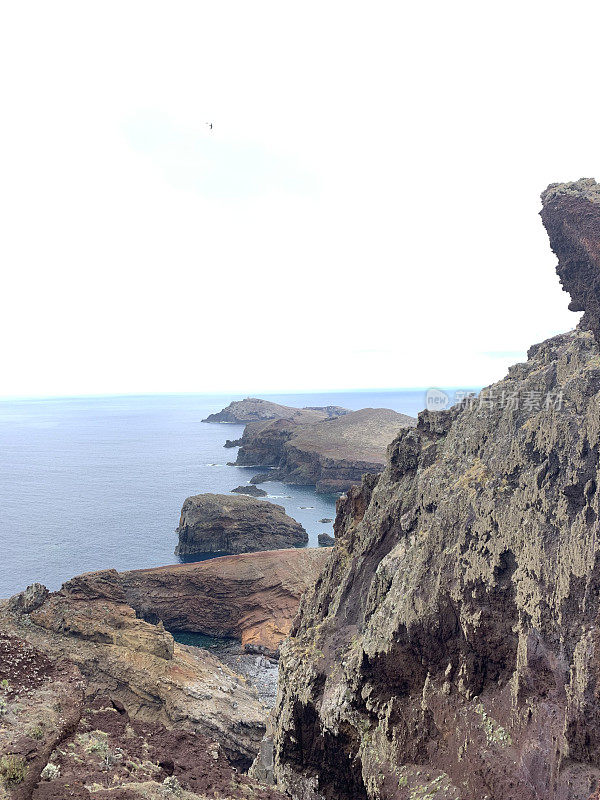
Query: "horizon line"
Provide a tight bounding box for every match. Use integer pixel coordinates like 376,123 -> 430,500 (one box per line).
0,386 -> 484,403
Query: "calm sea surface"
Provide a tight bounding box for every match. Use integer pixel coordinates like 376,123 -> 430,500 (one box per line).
0,390 -> 430,597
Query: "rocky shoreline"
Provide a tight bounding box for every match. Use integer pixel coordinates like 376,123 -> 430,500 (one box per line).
233,408 -> 416,493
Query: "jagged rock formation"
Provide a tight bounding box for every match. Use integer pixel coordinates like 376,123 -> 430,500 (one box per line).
0,571 -> 286,800
271,181 -> 600,800
120,549 -> 329,657
175,493 -> 308,556
203,398 -> 349,424
541,177 -> 600,344
236,409 -> 416,493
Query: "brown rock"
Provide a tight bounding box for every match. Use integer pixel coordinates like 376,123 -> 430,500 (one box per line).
0,632 -> 285,800
121,548 -> 329,656
1,569 -> 269,769
175,493 -> 307,556
236,408 -> 416,493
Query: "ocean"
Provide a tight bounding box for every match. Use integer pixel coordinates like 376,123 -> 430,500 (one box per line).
0,390 -> 431,598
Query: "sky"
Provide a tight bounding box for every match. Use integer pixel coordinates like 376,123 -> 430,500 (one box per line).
0,1 -> 598,398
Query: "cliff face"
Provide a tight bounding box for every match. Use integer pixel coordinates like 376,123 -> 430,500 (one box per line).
237,409 -> 417,493
272,181 -> 600,800
120,548 -> 329,657
175,493 -> 308,556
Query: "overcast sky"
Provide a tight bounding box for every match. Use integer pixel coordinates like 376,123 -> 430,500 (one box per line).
0,1 -> 597,397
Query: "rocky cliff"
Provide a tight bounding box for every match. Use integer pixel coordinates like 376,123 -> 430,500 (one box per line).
236,409 -> 416,493
120,548 -> 329,657
270,180 -> 600,800
203,398 -> 349,424
175,493 -> 308,556
0,571 -> 286,800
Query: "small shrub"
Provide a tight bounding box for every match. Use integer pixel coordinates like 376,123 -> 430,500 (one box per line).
0,679 -> 10,692
0,697 -> 7,715
30,726 -> 44,740
40,762 -> 60,781
0,755 -> 27,784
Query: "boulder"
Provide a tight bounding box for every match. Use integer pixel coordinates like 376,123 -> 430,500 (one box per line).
175,493 -> 307,556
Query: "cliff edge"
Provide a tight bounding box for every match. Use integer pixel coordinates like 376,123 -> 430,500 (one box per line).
271,180 -> 600,800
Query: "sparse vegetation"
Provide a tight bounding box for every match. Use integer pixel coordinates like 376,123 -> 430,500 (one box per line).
0,755 -> 27,784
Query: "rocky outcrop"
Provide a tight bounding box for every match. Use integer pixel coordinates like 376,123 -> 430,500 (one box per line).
236,409 -> 416,493
0,596 -> 285,800
231,484 -> 267,497
175,494 -> 307,556
317,533 -> 334,547
203,398 -> 349,425
541,177 -> 600,344
120,549 -> 329,657
0,570 -> 274,784
271,181 -> 600,800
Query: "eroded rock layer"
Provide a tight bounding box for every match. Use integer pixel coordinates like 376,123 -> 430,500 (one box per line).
120,548 -> 329,656
272,182 -> 600,800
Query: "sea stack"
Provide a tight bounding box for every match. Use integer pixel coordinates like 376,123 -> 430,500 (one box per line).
175,493 -> 308,556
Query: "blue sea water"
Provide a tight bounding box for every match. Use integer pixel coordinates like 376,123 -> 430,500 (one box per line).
0,390 -> 430,598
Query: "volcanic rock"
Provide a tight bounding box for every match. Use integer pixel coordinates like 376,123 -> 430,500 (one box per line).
541,177 -> 600,344
317,533 -> 335,547
203,398 -> 349,424
319,518 -> 333,523
224,438 -> 243,448
0,627 -> 284,800
231,484 -> 267,497
175,493 -> 307,556
271,183 -> 600,800
236,408 -> 416,493
0,570 -> 272,775
120,548 -> 329,657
